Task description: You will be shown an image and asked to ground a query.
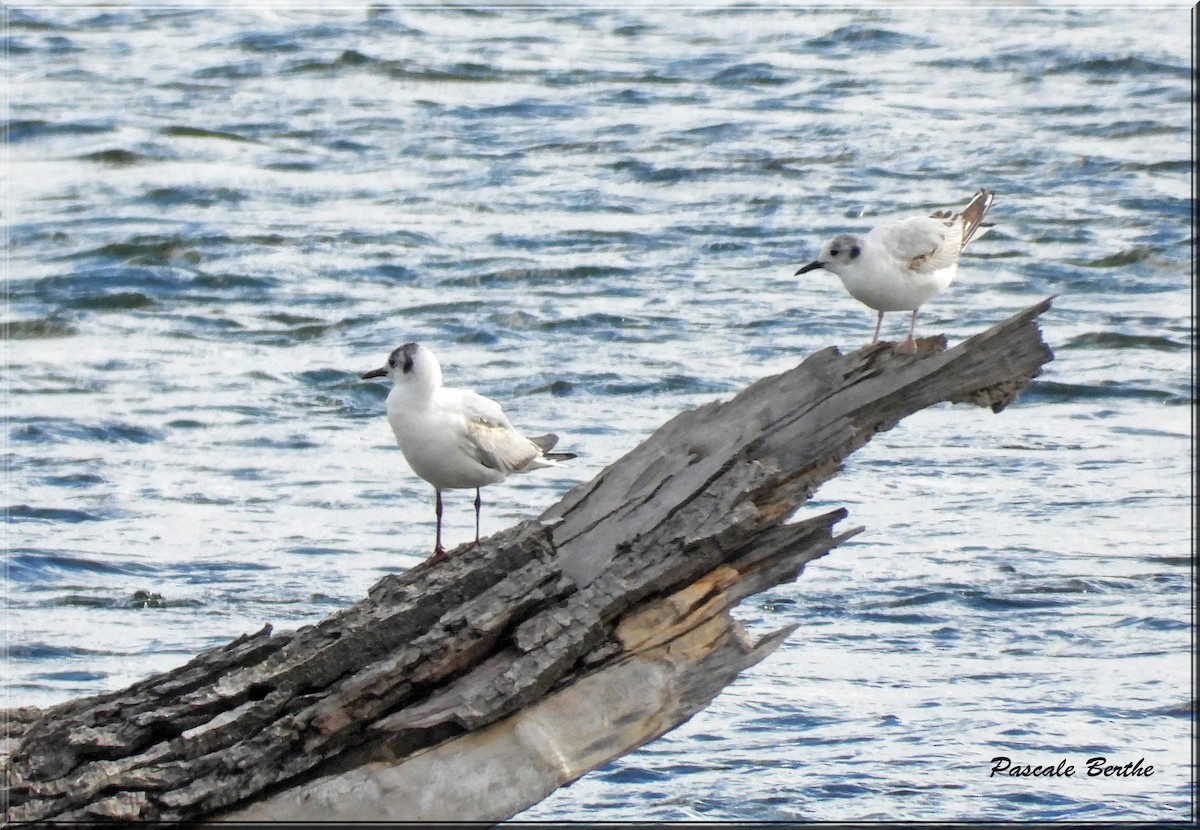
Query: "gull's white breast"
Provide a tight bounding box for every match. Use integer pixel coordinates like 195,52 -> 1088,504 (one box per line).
837,257 -> 958,312
385,388 -> 506,491
837,219 -> 961,312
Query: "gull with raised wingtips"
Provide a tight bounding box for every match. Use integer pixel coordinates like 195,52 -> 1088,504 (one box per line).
796,188 -> 995,353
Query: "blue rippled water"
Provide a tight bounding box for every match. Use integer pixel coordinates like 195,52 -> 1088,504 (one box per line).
3,4 -> 1193,823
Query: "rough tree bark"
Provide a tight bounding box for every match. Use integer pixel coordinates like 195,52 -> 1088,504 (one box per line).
2,298 -> 1055,824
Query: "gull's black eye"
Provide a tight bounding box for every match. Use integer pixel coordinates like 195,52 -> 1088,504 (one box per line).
830,248 -> 840,257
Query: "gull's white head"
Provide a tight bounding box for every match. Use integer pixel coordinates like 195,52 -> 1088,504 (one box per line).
360,341 -> 443,394
795,233 -> 864,279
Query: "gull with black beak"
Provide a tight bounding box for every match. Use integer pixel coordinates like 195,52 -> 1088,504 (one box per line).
796,188 -> 995,353
361,342 -> 574,561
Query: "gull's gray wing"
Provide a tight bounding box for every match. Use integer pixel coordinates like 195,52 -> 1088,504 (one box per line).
458,390 -> 542,475
875,215 -> 963,275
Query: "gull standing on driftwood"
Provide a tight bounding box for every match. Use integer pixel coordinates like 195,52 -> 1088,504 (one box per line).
361,342 -> 574,561
795,188 -> 995,353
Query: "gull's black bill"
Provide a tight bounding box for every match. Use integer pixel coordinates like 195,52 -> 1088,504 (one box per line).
361,367 -> 387,380
795,261 -> 824,276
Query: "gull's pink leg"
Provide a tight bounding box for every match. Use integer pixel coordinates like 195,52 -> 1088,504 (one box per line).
872,310 -> 885,343
896,309 -> 919,354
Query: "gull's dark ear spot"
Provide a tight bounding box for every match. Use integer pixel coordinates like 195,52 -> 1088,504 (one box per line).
399,342 -> 419,374
850,244 -> 861,259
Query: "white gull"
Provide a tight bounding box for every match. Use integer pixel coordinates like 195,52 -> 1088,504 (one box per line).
796,188 -> 995,352
361,342 -> 574,561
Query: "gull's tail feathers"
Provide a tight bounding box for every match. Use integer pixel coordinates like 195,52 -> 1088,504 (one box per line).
956,188 -> 995,249
529,433 -> 578,462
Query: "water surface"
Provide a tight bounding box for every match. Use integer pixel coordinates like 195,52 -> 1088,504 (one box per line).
4,5 -> 1193,822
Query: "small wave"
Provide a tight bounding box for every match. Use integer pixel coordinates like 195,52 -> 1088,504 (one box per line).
602,374 -> 729,397
1144,701 -> 1195,718
857,611 -> 948,625
381,59 -> 510,84
285,49 -> 377,74
1011,578 -> 1119,595
1116,159 -> 1190,174
14,267 -> 188,308
761,153 -> 857,179
813,781 -> 875,799
1112,616 -> 1190,632
287,546 -> 355,557
1063,331 -> 1186,352
610,158 -> 709,184
1022,380 -> 1187,405
514,378 -> 577,397
461,264 -> 634,286
240,318 -> 348,344
262,158 -> 319,173
5,118 -> 113,143
454,330 -> 500,346
77,148 -> 148,166
4,37 -> 36,56
6,505 -> 105,524
32,669 -> 108,683
160,124 -> 256,143
1102,120 -> 1185,140
602,87 -> 653,105
40,472 -> 106,488
368,263 -> 420,283
45,590 -> 176,610
1145,554 -> 1191,568
220,434 -> 321,450
327,138 -> 375,154
601,766 -> 671,785
234,31 -> 304,54
400,300 -> 488,317
711,62 -> 787,87
1118,195 -> 1192,220
2,318 -> 79,339
466,99 -> 580,121
73,291 -> 158,310
1046,55 -> 1190,80
998,790 -> 1085,810
295,367 -> 362,387
143,186 -> 248,207
71,235 -> 203,266
960,591 -> 1066,612
538,312 -> 633,333
871,590 -> 954,609
1078,245 -> 1156,268
193,271 -> 281,290
6,8 -> 58,30
10,419 -> 165,445
7,548 -> 154,580
806,25 -> 924,53
487,229 -> 660,253
194,61 -> 263,80
6,643 -> 103,660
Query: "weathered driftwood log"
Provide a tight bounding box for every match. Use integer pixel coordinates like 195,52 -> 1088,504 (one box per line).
3,298 -> 1054,824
